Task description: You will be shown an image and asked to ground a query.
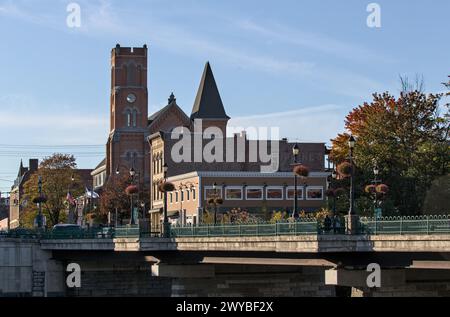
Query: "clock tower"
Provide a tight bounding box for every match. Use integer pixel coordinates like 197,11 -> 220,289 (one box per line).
106,44 -> 149,183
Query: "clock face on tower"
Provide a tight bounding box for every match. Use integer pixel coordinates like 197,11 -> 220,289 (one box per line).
127,93 -> 136,103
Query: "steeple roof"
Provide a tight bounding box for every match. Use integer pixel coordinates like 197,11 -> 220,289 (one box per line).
190,62 -> 230,120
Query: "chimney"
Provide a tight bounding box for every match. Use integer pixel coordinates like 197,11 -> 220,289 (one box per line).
29,159 -> 39,172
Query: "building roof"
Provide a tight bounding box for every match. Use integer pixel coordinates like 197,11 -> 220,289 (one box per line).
94,158 -> 106,170
148,93 -> 191,132
190,62 -> 230,120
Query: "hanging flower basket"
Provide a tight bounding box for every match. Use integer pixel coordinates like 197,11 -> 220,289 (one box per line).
215,198 -> 224,205
365,184 -> 377,194
32,195 -> 47,204
125,185 -> 139,195
293,165 -> 310,177
334,187 -> 346,197
207,198 -> 215,205
325,189 -> 336,198
337,162 -> 353,178
158,182 -> 175,193
376,184 -> 389,194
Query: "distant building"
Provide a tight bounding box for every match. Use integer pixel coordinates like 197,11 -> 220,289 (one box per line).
9,159 -> 39,229
0,193 -> 10,231
92,45 -> 330,231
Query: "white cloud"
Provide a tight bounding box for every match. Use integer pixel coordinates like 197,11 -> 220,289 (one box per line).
0,94 -> 107,145
237,20 -> 394,64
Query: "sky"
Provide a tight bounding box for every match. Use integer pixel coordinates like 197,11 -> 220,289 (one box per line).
0,0 -> 449,193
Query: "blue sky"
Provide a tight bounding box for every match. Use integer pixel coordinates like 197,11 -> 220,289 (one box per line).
0,0 -> 449,193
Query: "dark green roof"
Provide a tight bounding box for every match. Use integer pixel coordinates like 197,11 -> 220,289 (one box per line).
190,62 -> 230,120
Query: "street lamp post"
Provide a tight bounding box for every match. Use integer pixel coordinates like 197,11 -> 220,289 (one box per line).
373,164 -> 380,217
162,163 -> 169,238
213,182 -> 218,225
129,167 -> 136,225
348,135 -> 356,216
331,170 -> 337,217
346,135 -> 358,234
37,176 -> 43,229
292,144 -> 300,218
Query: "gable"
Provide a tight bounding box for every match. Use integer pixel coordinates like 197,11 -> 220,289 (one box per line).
148,103 -> 190,134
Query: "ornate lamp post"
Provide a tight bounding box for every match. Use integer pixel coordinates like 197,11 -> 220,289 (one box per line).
129,167 -> 136,225
331,169 -> 338,217
348,135 -> 356,216
36,176 -> 44,229
162,163 -> 170,238
292,144 -> 300,218
213,182 -> 218,225
346,135 -> 358,234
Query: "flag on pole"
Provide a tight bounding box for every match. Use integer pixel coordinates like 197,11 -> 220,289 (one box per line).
66,192 -> 76,206
85,187 -> 99,199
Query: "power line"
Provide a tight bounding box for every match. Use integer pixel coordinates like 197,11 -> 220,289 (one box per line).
0,144 -> 104,148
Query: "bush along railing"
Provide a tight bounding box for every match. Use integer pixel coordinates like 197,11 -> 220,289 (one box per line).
170,219 -> 319,238
359,215 -> 450,235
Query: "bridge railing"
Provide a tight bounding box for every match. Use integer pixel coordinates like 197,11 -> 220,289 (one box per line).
170,220 -> 319,238
359,215 -> 450,235
2,215 -> 449,240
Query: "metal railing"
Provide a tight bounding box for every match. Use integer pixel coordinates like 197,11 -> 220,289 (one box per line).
1,215 -> 450,240
114,225 -> 140,238
359,215 -> 450,235
170,220 -> 319,238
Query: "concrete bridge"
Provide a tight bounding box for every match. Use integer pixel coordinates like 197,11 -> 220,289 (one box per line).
38,234 -> 450,253
2,233 -> 450,297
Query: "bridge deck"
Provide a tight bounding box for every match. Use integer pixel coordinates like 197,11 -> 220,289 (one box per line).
31,234 -> 450,253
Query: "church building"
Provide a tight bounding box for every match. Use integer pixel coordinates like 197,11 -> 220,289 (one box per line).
92,45 -> 329,231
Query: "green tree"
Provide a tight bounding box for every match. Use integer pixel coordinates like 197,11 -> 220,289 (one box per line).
21,154 -> 84,228
330,82 -> 449,216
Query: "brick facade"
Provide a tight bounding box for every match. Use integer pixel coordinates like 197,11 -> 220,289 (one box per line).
95,45 -> 329,230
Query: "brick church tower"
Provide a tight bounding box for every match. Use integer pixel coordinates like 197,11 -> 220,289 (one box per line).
106,44 -> 149,184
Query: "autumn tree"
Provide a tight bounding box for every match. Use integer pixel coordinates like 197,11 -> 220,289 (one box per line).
99,174 -> 150,224
99,174 -> 130,223
330,82 -> 449,216
21,154 -> 85,228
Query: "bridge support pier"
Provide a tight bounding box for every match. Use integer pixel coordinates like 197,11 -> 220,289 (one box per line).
326,268 -> 450,297
151,264 -> 215,278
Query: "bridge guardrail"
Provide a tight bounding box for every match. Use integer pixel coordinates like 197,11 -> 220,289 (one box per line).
1,215 -> 449,240
359,215 -> 450,235
170,220 -> 319,238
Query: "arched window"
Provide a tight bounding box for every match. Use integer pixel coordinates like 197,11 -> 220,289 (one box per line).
126,109 -> 132,127
127,63 -> 136,86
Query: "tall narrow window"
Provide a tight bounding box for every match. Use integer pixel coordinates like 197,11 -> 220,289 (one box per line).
132,109 -> 137,127
126,110 -> 132,127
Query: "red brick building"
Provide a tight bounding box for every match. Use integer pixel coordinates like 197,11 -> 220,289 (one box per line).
93,45 -> 329,230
